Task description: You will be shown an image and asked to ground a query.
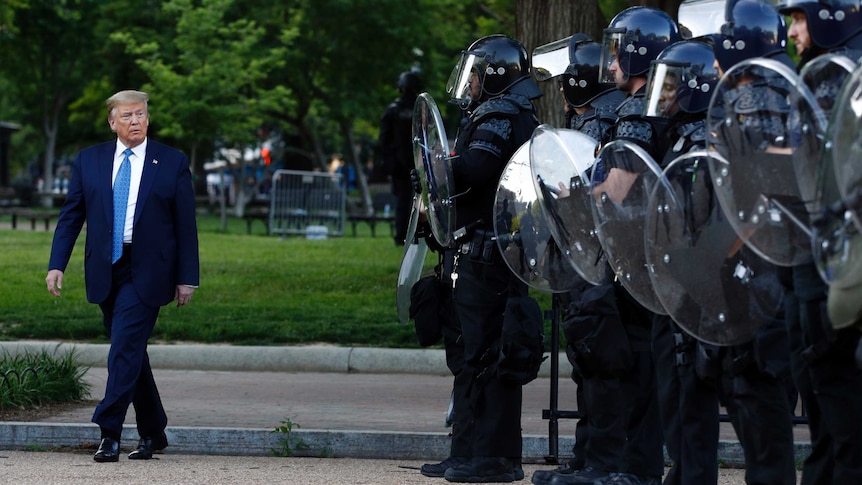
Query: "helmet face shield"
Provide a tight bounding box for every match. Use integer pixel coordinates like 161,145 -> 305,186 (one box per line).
599,29 -> 627,84
644,40 -> 718,117
532,36 -> 573,81
644,62 -> 688,117
678,0 -> 727,38
447,51 -> 482,108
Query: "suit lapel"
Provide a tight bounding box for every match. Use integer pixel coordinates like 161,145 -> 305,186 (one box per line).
101,142 -> 116,225
135,141 -> 161,225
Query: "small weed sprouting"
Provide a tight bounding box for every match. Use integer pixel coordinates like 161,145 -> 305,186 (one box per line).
271,417 -> 310,457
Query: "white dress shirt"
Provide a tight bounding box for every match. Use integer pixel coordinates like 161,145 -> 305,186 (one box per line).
112,138 -> 147,244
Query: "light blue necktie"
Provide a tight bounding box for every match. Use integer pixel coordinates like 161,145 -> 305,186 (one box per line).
112,148 -> 133,263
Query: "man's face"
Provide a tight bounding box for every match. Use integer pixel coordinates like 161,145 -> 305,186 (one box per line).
108,101 -> 149,148
468,69 -> 482,101
610,56 -> 628,90
658,73 -> 679,116
788,12 -> 811,55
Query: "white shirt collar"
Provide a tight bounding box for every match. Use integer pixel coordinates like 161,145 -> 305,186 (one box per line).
115,138 -> 148,161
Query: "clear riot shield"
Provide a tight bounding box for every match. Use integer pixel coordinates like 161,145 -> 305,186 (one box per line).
413,93 -> 456,248
831,61 -> 862,229
590,140 -> 667,314
529,125 -> 609,285
706,58 -> 822,266
495,141 -> 583,292
396,194 -> 429,324
646,151 -> 785,345
807,56 -> 862,288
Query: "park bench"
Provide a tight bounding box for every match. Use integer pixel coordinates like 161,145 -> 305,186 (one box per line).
347,192 -> 397,238
242,199 -> 271,234
0,208 -> 62,231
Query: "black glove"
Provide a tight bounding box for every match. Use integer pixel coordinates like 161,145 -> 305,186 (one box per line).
410,169 -> 422,195
416,219 -> 444,252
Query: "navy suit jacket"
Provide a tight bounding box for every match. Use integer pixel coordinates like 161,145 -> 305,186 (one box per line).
49,139 -> 200,307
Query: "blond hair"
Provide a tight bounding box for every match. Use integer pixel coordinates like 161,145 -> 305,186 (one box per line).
106,90 -> 149,118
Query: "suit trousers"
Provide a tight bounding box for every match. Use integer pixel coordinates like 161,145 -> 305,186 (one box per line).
92,249 -> 165,439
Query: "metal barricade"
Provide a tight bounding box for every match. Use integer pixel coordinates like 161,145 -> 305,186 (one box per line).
269,169 -> 346,237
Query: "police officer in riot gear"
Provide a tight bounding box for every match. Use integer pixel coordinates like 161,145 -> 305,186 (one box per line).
562,40 -> 627,141
419,34 -> 542,484
642,38 -> 723,485
708,4 -> 799,483
712,0 -> 796,71
529,35 -> 627,485
555,8 -> 680,485
379,70 -> 422,245
781,0 -> 862,64
646,32 -> 797,484
775,1 -> 862,482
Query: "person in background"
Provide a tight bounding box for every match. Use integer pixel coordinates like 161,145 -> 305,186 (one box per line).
379,70 -> 422,245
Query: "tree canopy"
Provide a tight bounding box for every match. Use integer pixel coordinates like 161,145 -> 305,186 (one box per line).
0,0 -> 673,206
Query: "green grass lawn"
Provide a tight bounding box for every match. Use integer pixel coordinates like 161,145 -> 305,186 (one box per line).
0,212 -> 553,348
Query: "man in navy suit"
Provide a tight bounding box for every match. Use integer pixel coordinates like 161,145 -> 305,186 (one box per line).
46,90 -> 200,462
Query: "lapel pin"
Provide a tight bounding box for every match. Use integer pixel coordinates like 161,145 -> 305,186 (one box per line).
153,159 -> 159,165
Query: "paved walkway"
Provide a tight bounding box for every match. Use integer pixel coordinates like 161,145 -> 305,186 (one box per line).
0,342 -> 807,483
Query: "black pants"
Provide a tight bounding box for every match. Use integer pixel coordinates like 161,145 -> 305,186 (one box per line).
442,248 -> 524,460
787,263 -> 862,485
653,316 -> 719,485
616,287 -> 664,479
562,286 -> 626,473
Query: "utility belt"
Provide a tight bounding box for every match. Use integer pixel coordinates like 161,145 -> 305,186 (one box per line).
457,228 -> 499,265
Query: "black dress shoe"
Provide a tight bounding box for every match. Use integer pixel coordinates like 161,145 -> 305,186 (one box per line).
93,437 -> 120,463
444,457 -> 516,483
421,456 -> 469,477
128,432 -> 168,460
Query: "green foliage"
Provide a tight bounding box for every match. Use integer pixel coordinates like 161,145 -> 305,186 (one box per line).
111,0 -> 288,159
271,417 -> 310,457
0,347 -> 91,411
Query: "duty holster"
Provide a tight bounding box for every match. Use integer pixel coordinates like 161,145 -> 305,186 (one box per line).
409,273 -> 446,347
561,283 -> 634,379
497,296 -> 546,385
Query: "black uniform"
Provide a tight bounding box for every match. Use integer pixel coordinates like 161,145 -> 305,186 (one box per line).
379,93 -> 417,245
442,93 -> 539,464
562,88 -> 627,475
603,87 -> 666,481
652,114 -> 797,485
786,39 -> 862,485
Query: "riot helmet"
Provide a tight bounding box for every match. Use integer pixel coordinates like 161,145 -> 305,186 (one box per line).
599,7 -> 681,83
398,71 -> 422,96
777,0 -> 862,49
715,0 -> 789,71
448,34 -> 542,109
562,40 -> 617,107
644,39 -> 720,117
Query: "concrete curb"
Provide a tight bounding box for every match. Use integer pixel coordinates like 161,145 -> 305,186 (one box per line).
0,341 -> 573,377
0,422 -> 810,465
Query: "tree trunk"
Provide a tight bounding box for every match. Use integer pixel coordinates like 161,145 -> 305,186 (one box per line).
515,0 -> 608,127
341,119 -> 372,215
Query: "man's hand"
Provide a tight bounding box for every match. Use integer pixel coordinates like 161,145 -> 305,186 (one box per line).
175,285 -> 195,308
46,269 -> 64,298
